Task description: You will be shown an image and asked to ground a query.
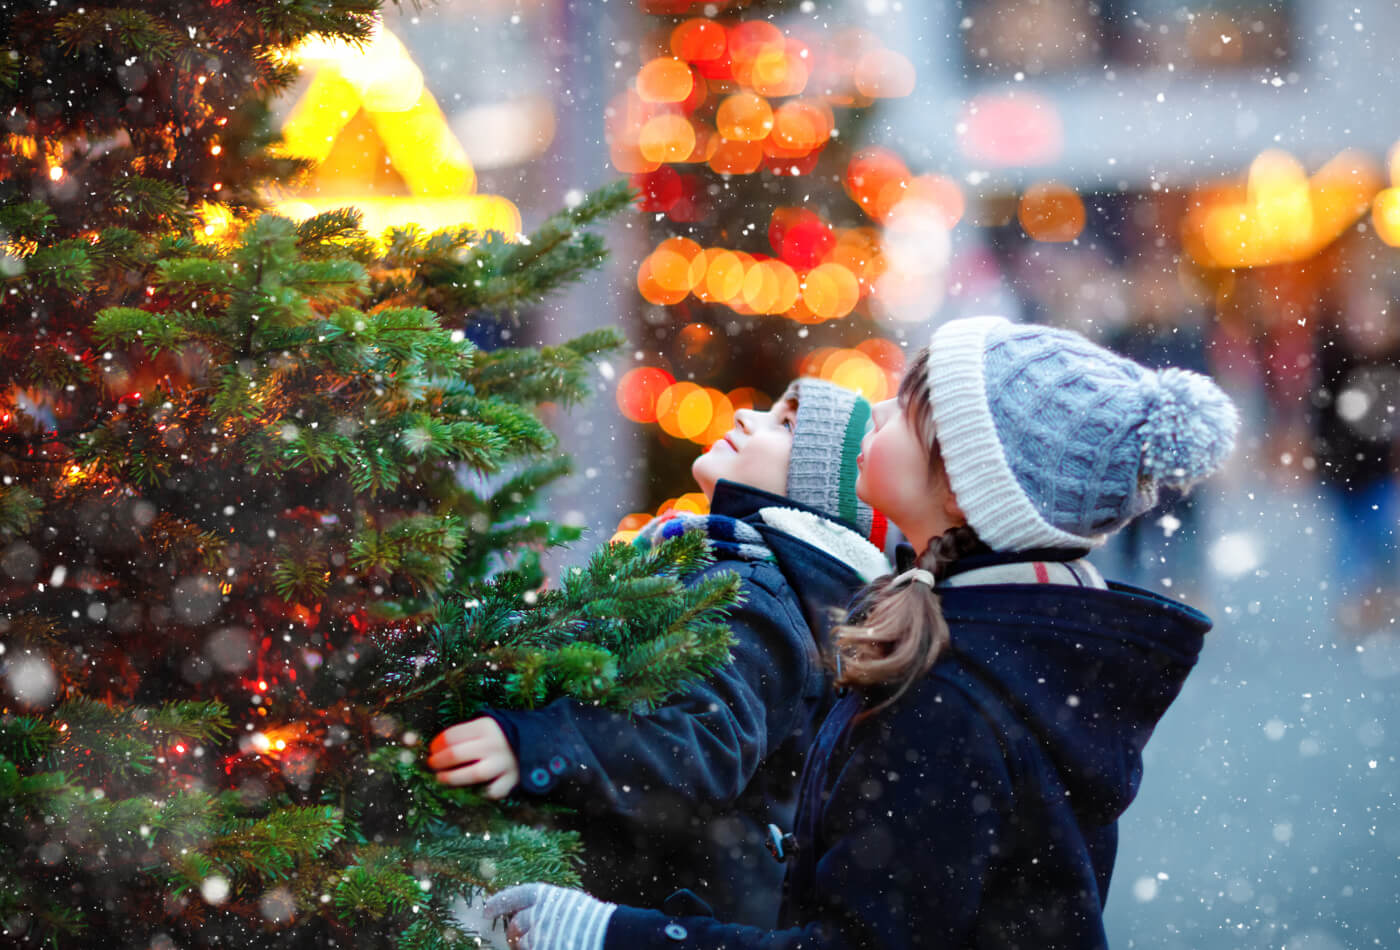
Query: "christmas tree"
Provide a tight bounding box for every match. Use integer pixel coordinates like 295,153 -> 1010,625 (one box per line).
0,2 -> 739,946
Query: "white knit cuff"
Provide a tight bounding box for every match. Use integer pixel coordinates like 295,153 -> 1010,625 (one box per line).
927,316 -> 1101,551
536,886 -> 616,950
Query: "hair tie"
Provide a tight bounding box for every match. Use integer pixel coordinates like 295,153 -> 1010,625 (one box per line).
893,567 -> 935,588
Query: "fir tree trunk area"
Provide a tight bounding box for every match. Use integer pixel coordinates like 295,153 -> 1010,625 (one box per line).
0,3 -> 740,946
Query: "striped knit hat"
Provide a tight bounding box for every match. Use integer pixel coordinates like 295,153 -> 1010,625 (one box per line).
785,378 -> 887,547
925,316 -> 1238,551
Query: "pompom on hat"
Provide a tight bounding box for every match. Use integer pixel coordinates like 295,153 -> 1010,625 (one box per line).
785,378 -> 888,548
925,316 -> 1239,551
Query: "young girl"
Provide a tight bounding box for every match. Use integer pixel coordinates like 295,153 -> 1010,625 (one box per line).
483,316 -> 1239,950
428,379 -> 891,927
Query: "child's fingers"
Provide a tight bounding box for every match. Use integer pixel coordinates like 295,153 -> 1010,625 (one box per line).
430,718 -> 491,752
483,769 -> 518,800
483,883 -> 543,920
434,755 -> 507,787
425,738 -> 491,771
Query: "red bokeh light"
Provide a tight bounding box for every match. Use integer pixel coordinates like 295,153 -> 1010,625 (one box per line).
617,367 -> 677,424
633,166 -> 683,212
769,207 -> 835,269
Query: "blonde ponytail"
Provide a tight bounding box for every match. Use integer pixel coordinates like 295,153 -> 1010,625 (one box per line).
833,524 -> 985,715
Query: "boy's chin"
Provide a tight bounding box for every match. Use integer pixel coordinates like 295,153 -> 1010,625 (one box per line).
690,459 -> 717,500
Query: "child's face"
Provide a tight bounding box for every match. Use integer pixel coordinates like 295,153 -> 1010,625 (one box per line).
857,398 -> 961,551
691,391 -> 797,500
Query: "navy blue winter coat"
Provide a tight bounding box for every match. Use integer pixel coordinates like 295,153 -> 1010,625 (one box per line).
484,480 -> 888,927
605,553 -> 1212,949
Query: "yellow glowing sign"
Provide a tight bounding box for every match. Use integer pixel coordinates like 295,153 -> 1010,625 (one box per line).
273,25 -> 520,238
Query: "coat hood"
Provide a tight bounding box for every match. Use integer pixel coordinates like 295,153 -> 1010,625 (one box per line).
938,578 -> 1211,823
711,480 -> 890,650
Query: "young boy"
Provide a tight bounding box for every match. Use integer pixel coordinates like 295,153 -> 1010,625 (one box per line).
427,379 -> 890,927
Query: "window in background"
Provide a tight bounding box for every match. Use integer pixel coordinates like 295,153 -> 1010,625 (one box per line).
958,0 -> 1297,77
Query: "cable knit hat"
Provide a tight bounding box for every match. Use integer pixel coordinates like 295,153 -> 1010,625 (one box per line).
785,378 -> 886,545
926,316 -> 1239,551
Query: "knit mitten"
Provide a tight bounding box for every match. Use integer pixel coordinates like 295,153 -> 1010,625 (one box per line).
484,883 -> 616,950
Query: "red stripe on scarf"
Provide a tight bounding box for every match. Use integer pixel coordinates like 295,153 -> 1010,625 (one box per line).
868,510 -> 888,550
1033,562 -> 1050,583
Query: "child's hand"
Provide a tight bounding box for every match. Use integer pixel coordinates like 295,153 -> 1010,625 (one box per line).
427,717 -> 520,798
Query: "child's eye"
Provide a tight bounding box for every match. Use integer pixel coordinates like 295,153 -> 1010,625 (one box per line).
782,418 -> 795,432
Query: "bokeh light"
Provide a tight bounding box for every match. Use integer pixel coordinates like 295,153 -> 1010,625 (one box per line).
771,99 -> 833,152
637,57 -> 695,104
638,255 -> 689,305
716,92 -> 774,142
649,236 -> 704,292
709,137 -> 764,175
639,113 -> 698,163
852,48 -> 916,98
1374,188 -> 1400,247
1018,182 -> 1086,242
801,262 -> 861,320
616,367 -> 677,424
844,148 -> 911,222
750,39 -> 810,98
671,18 -> 727,63
798,346 -> 899,402
770,207 -> 835,269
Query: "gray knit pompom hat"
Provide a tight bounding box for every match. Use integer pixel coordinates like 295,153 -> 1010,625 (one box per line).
925,316 -> 1239,551
784,378 -> 884,543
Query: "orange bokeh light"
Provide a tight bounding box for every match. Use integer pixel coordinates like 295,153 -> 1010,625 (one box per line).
1018,182 -> 1086,242
709,137 -> 765,175
750,39 -> 810,98
856,337 -> 906,376
671,18 -> 727,63
845,147 -> 911,221
716,92 -> 774,142
638,257 -> 689,305
771,99 -> 833,152
637,58 -> 696,104
650,237 -> 704,292
639,113 -> 698,164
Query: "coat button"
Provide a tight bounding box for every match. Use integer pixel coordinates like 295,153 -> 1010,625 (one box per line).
663,923 -> 688,940
528,767 -> 550,788
548,755 -> 566,774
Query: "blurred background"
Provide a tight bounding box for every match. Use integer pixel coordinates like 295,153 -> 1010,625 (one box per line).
264,1 -> 1400,947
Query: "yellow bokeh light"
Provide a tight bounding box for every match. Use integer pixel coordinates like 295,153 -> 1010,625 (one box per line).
1186,149 -> 1380,268
675,387 -> 715,439
1373,188 -> 1400,247
704,250 -> 746,303
656,382 -> 699,438
802,263 -> 861,319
